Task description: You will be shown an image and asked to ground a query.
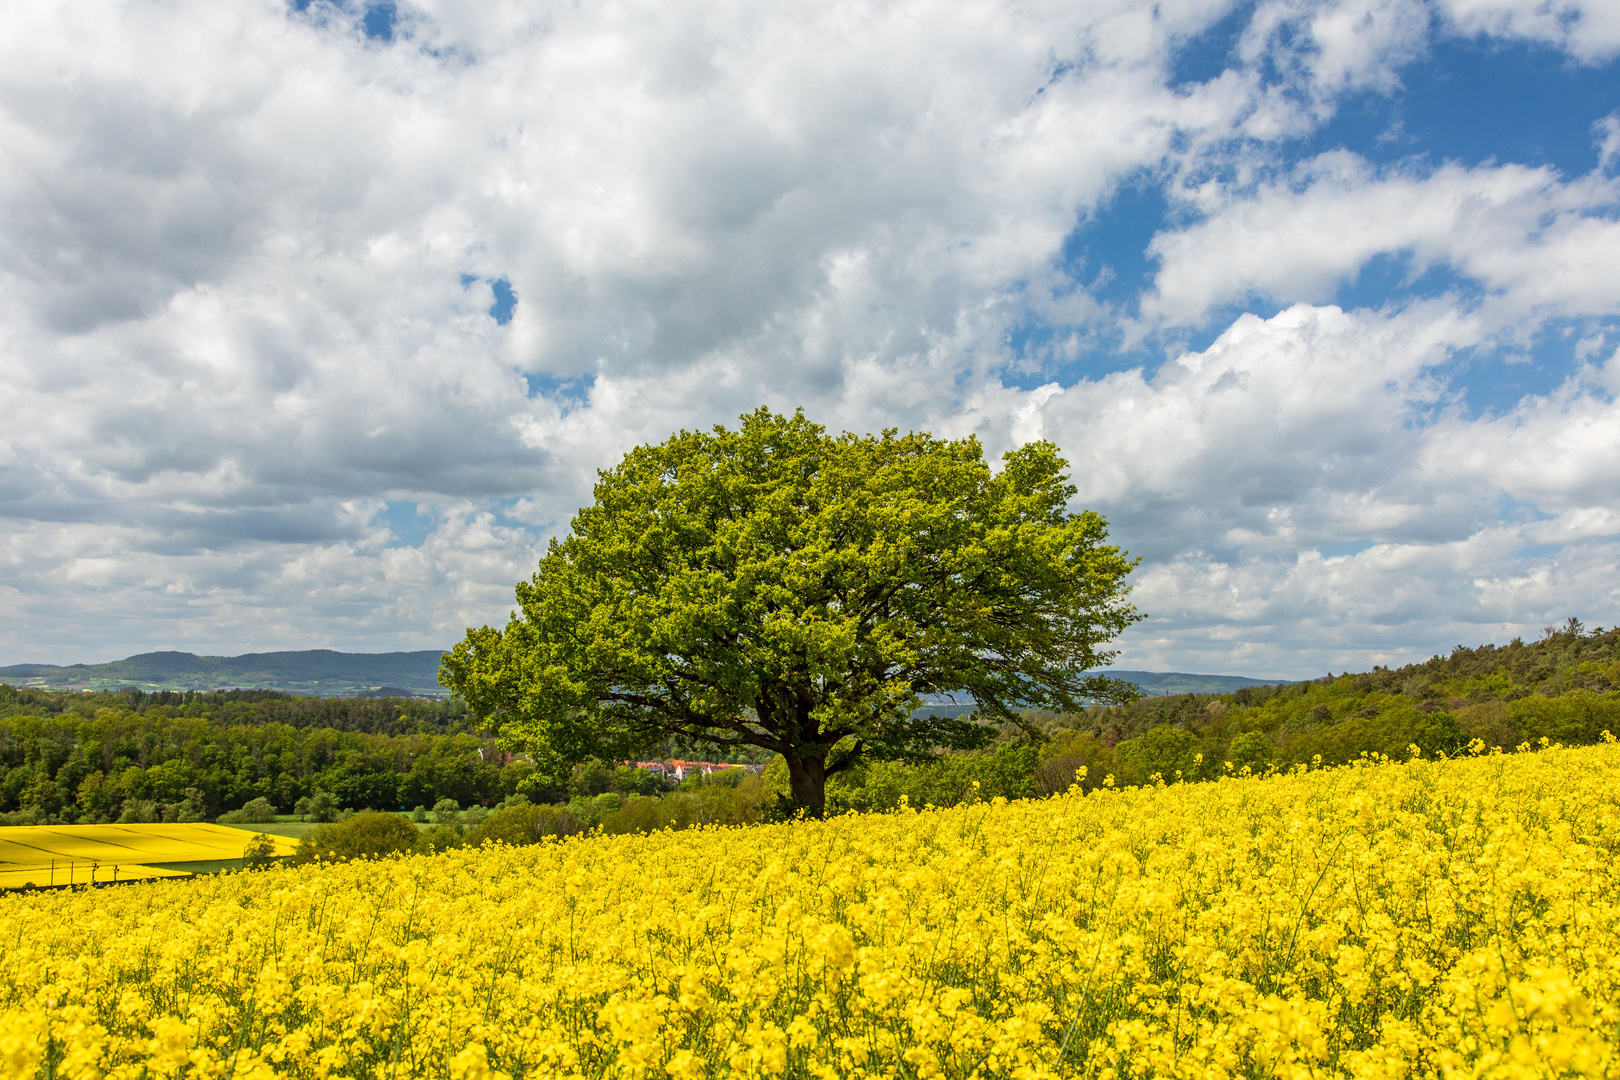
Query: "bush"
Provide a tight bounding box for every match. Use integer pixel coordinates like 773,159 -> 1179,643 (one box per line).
1225,731 -> 1272,774
1032,755 -> 1088,796
462,804 -> 586,847
419,824 -> 463,854
117,799 -> 160,824
242,832 -> 280,869
828,745 -> 1039,813
294,790 -> 340,823
1035,732 -> 1117,793
218,797 -> 278,824
596,795 -> 664,835
1455,700 -> 1519,751
166,788 -> 209,823
292,812 -> 420,864
1511,690 -> 1620,746
1114,725 -> 1204,785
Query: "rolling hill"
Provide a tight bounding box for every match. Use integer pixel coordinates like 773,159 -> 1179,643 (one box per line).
0,649 -> 447,696
1,650 -> 1290,702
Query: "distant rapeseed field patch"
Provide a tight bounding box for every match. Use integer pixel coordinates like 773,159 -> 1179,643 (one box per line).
0,823 -> 299,888
1,742 -> 1617,1079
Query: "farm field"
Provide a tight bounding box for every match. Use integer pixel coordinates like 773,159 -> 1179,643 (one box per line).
2,743 -> 1618,1078
216,820 -> 321,840
0,823 -> 299,889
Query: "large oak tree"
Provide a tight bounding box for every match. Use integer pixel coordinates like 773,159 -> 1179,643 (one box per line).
440,408 -> 1143,814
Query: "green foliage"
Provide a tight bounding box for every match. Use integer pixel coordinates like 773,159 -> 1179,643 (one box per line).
295,790 -> 340,823
218,797 -> 278,824
457,772 -> 775,846
1114,725 -> 1207,785
1225,731 -> 1272,774
116,800 -> 159,824
442,407 -> 1142,814
5,619 -> 1613,833
292,811 -> 422,864
826,744 -> 1040,814
1510,690 -> 1620,746
241,832 -> 280,869
1030,621 -> 1620,785
461,803 -> 587,846
0,685 -> 474,734
0,703 -> 525,825
418,824 -> 464,853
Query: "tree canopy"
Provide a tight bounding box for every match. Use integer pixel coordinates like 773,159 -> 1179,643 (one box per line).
440,407 -> 1143,813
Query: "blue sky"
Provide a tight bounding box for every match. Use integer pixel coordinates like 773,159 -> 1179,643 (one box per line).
1,0 -> 1618,676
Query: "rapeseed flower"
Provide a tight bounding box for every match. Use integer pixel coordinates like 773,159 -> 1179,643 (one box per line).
1,741 -> 1617,1077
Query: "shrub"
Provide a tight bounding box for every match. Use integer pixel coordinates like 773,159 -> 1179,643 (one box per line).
1511,690 -> 1620,746
218,797 -> 278,824
242,832 -> 280,869
828,745 -> 1039,813
1114,725 -> 1204,785
1033,755 -> 1088,796
1225,731 -> 1272,774
596,795 -> 664,835
294,790 -> 340,823
292,812 -> 420,864
419,824 -> 463,854
462,804 -> 586,847
117,799 -> 159,824
1455,699 -> 1519,750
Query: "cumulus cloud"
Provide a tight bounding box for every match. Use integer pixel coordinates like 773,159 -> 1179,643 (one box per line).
1241,0 -> 1432,102
1023,306 -> 1620,672
1,0 -> 1618,674
1438,0 -> 1620,63
1144,154 -> 1620,325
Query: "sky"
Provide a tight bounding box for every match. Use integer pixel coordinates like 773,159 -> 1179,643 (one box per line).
1,0 -> 1618,677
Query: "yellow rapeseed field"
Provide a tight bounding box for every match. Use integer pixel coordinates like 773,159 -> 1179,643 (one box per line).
2,741 -> 1617,1079
0,824 -> 300,889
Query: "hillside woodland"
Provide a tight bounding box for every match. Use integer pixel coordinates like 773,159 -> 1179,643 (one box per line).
1027,617 -> 1620,795
1,619 -> 1615,834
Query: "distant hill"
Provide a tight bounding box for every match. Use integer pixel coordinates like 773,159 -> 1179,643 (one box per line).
913,670 -> 1294,718
2,650 -> 1291,702
0,649 -> 447,696
1110,670 -> 1296,696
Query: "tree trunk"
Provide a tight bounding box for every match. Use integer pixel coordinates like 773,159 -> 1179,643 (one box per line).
783,752 -> 827,817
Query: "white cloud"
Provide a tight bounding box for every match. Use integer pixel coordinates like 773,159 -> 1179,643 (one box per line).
0,506 -> 546,662
1145,154 -> 1620,325
1242,0 -> 1432,102
1598,112 -> 1620,174
1438,0 -> 1620,63
2,0 -> 1619,676
1011,304 -> 1620,673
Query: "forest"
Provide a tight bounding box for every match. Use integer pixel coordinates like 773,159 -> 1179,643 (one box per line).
1,618 -> 1616,828
1024,617 -> 1620,795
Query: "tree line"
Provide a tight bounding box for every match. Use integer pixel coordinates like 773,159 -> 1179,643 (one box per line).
0,688 -> 677,825
1025,619 -> 1620,794
0,686 -> 480,734
2,619 -> 1615,829
284,615 -> 1620,861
